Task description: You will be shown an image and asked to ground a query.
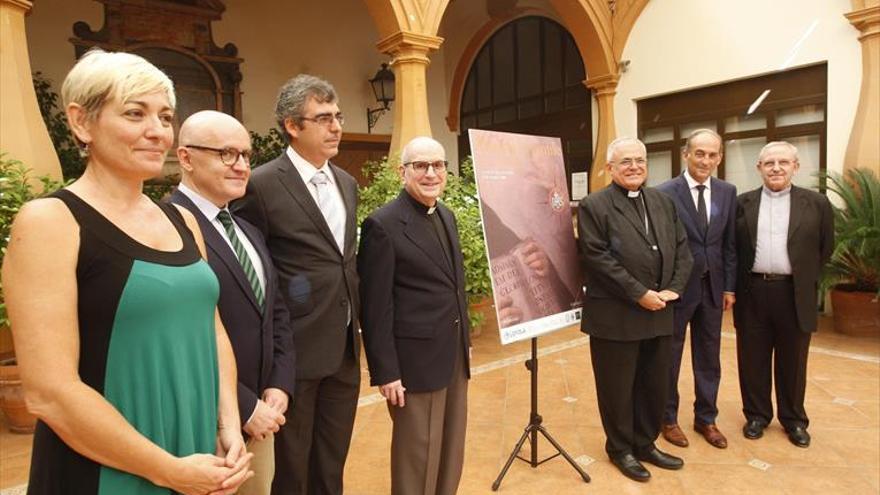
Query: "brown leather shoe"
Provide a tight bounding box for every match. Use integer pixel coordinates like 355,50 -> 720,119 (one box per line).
694,423 -> 728,449
662,423 -> 689,447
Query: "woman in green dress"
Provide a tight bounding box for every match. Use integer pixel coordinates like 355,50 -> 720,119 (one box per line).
2,49 -> 253,494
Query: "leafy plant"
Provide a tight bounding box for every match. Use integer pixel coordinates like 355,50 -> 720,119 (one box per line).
821,167 -> 880,295
1,155 -> 68,328
250,128 -> 287,168
33,72 -> 86,180
357,157 -> 492,329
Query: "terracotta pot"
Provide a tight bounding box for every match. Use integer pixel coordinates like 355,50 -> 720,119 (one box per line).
0,359 -> 37,433
469,296 -> 498,339
831,289 -> 880,337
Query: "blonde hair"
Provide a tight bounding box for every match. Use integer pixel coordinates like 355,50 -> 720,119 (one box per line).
61,48 -> 176,121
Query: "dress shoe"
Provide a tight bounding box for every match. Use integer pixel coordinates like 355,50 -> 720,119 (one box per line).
742,420 -> 766,440
662,423 -> 689,447
636,447 -> 684,470
786,426 -> 811,448
694,423 -> 728,449
611,453 -> 651,482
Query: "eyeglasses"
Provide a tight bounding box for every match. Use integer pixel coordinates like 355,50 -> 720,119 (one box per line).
759,159 -> 796,168
184,145 -> 252,166
404,160 -> 448,175
614,158 -> 647,168
300,112 -> 345,127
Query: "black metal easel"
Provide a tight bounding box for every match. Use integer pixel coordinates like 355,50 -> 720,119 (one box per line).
491,337 -> 591,491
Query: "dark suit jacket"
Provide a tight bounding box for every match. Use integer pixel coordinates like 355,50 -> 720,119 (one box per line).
233,153 -> 360,379
733,185 -> 834,333
357,191 -> 472,393
657,175 -> 737,307
577,184 -> 693,341
169,190 -> 295,427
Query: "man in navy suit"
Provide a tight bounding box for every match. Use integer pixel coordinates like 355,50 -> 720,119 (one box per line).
171,110 -> 295,495
656,129 -> 736,449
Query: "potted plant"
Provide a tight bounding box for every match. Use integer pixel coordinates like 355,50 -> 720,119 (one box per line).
822,167 -> 879,337
357,156 -> 493,334
0,154 -> 66,433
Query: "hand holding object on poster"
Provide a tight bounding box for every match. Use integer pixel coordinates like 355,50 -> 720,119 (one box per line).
497,294 -> 524,327
515,238 -> 549,277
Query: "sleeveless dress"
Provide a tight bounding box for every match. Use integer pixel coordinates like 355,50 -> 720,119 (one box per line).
27,189 -> 220,495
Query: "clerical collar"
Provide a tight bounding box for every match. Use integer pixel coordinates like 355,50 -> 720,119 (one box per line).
612,182 -> 642,198
762,185 -> 792,198
402,189 -> 438,215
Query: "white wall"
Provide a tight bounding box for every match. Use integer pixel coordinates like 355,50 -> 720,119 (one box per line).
615,0 -> 862,175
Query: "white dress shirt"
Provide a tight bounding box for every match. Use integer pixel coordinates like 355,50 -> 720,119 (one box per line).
176,182 -> 267,292
286,146 -> 347,245
683,169 -> 711,222
752,185 -> 793,275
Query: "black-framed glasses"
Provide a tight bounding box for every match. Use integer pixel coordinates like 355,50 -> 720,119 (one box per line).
301,112 -> 345,127
184,145 -> 252,166
404,160 -> 448,175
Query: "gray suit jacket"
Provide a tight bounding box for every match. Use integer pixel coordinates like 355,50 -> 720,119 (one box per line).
233,153 -> 360,379
577,184 -> 693,341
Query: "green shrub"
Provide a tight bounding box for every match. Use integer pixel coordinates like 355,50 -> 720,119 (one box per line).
822,167 -> 880,295
33,72 -> 86,180
0,155 -> 68,327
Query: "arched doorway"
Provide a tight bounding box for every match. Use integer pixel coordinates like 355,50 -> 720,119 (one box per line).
457,16 -> 592,194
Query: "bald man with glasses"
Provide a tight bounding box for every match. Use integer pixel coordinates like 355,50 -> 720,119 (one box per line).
358,137 -> 471,495
170,110 -> 295,495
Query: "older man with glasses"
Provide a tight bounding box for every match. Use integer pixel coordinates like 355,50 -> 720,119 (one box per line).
234,74 -> 360,495
358,136 -> 471,495
577,137 -> 693,483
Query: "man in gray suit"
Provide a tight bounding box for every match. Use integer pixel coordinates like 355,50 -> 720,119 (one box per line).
170,110 -> 295,495
578,137 -> 693,482
234,75 -> 360,495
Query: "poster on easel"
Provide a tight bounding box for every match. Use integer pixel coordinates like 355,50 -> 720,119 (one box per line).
469,129 -> 583,345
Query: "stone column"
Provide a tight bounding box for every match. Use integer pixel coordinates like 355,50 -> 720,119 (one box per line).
844,3 -> 880,176
376,31 -> 443,156
585,73 -> 620,192
0,0 -> 62,181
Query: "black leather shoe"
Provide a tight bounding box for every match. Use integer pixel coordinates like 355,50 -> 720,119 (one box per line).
743,420 -> 766,440
636,447 -> 684,470
611,453 -> 651,482
786,426 -> 811,448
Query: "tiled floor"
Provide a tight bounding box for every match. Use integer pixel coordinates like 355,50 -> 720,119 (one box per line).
2,314 -> 878,494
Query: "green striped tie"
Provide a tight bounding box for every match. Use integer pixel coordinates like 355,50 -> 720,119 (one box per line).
216,210 -> 265,308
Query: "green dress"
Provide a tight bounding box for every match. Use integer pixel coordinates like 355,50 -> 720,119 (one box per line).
27,189 -> 220,494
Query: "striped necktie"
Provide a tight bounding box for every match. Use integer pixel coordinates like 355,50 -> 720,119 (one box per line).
216,210 -> 265,308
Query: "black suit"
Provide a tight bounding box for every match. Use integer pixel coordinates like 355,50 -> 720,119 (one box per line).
578,184 -> 692,457
657,175 -> 736,426
358,190 -> 471,495
169,190 -> 295,428
233,152 -> 360,495
733,185 -> 833,429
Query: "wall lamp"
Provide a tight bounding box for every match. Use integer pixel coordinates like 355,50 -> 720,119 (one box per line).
367,63 -> 395,133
